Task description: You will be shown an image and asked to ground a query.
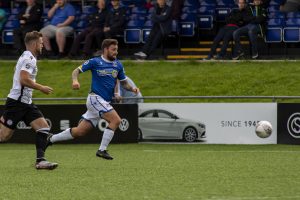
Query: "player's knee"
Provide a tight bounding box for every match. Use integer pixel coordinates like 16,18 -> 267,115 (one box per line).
0,133 -> 11,142
72,127 -> 86,137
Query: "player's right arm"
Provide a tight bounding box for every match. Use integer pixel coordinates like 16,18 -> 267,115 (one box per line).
71,67 -> 81,90
20,70 -> 53,95
72,59 -> 94,90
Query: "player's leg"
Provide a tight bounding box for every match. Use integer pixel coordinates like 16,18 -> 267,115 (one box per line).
0,116 -> 14,142
30,117 -> 58,170
49,119 -> 94,143
96,109 -> 121,160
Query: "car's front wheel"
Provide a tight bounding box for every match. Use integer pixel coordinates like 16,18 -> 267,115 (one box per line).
138,128 -> 143,142
183,127 -> 198,142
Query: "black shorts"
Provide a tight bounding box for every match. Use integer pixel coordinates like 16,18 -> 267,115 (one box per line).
0,98 -> 44,130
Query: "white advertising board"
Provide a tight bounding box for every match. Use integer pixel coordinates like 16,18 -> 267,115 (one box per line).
139,103 -> 277,144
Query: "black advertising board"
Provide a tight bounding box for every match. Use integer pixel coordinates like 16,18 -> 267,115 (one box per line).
278,103 -> 300,144
0,104 -> 138,144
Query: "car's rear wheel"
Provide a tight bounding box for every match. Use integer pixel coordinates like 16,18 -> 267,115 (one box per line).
138,128 -> 143,141
183,127 -> 198,142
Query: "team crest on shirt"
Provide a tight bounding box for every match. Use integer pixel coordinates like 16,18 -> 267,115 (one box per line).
84,60 -> 89,65
111,70 -> 118,78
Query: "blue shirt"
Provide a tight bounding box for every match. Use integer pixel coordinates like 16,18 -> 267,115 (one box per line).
79,56 -> 126,102
50,3 -> 75,26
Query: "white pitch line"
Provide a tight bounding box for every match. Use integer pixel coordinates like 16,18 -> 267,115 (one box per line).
203,196 -> 300,200
143,150 -> 300,153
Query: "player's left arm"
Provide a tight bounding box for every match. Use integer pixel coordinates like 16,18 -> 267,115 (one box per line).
120,79 -> 139,94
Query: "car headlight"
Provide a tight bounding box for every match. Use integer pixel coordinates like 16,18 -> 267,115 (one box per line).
198,124 -> 205,129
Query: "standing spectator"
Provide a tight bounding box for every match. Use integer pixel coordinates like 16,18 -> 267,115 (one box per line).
205,0 -> 247,60
95,0 -> 126,50
170,0 -> 184,20
40,0 -> 75,58
232,0 -> 267,60
145,0 -> 154,10
0,2 -> 6,32
134,0 -> 172,59
69,0 -> 108,58
115,76 -> 143,104
280,0 -> 300,12
13,0 -> 42,55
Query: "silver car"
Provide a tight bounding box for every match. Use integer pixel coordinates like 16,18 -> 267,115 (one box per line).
138,109 -> 206,142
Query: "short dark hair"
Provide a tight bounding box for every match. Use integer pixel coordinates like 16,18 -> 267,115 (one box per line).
101,39 -> 118,51
24,31 -> 42,45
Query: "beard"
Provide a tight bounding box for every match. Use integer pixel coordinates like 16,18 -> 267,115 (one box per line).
107,54 -> 116,61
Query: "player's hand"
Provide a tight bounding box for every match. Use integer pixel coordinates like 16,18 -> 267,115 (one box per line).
53,3 -> 59,9
132,87 -> 139,94
41,86 -> 53,95
114,93 -> 122,103
57,23 -> 64,27
72,80 -> 80,90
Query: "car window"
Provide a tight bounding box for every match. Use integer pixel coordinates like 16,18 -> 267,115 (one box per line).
158,112 -> 171,119
144,112 -> 154,118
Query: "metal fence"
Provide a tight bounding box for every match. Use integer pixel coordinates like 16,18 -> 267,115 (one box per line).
2,96 -> 300,102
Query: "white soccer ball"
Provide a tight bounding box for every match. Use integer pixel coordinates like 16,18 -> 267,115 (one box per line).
255,121 -> 272,138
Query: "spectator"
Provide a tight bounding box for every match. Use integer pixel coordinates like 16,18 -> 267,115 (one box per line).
94,0 -> 126,51
134,0 -> 172,59
115,76 -> 143,104
170,0 -> 184,20
205,0 -> 247,60
145,0 -> 154,10
40,0 -> 75,58
13,0 -> 42,55
0,2 -> 6,32
280,0 -> 300,12
68,0 -> 108,58
232,0 -> 267,60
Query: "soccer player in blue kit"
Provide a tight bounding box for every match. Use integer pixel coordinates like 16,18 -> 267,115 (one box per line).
48,39 -> 139,160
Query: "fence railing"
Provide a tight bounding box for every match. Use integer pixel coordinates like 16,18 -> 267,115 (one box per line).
2,96 -> 300,102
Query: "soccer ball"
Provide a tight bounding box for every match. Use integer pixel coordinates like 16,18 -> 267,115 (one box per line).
255,121 -> 272,138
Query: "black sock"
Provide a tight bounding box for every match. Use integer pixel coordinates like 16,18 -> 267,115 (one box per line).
36,130 -> 49,162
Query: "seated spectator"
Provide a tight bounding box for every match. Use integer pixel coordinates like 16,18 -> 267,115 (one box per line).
0,2 -> 6,32
232,0 -> 267,60
40,0 -> 75,58
68,0 -> 108,58
145,0 -> 154,10
280,0 -> 300,12
94,0 -> 126,51
205,0 -> 247,60
13,0 -> 42,55
134,0 -> 172,59
115,76 -> 143,104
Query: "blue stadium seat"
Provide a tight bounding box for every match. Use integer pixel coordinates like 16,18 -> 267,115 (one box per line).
269,0 -> 285,6
268,11 -> 285,19
283,18 -> 300,42
129,14 -> 146,21
217,0 -> 235,7
142,20 -> 153,43
76,20 -> 88,29
11,8 -> 21,15
8,15 -> 18,21
4,20 -> 20,28
215,8 -> 230,22
124,20 -> 143,44
184,0 -> 200,7
286,12 -> 300,18
198,6 -> 215,29
283,28 -> 300,42
268,5 -> 280,12
265,28 -> 282,43
2,20 -> 20,44
131,7 -> 147,15
199,0 -> 217,7
82,6 -> 97,14
182,7 -> 197,14
179,13 -> 196,36
268,18 -> 285,27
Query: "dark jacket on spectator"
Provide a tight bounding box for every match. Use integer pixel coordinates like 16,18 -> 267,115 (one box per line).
105,6 -> 126,31
243,4 -> 267,36
18,4 -> 42,30
151,3 -> 172,35
88,8 -> 108,28
225,9 -> 245,26
171,0 -> 184,20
